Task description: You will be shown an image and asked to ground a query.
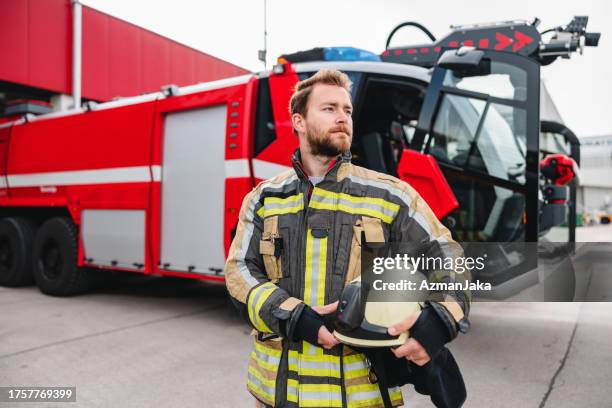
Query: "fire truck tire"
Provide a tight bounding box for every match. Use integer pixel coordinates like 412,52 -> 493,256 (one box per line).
32,217 -> 92,296
0,217 -> 36,287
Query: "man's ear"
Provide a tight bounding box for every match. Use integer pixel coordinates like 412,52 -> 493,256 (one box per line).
292,113 -> 306,135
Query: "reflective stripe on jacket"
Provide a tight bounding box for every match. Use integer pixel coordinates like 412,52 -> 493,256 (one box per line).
225,149 -> 471,408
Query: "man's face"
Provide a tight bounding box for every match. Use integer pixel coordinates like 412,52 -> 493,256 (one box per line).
298,84 -> 353,157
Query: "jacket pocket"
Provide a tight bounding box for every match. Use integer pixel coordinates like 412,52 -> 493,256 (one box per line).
260,215 -> 283,283
247,335 -> 282,407
345,216 -> 386,284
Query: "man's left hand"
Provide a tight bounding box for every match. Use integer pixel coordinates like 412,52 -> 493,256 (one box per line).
387,312 -> 431,366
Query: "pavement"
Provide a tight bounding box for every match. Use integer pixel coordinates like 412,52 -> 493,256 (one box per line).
1,225 -> 611,407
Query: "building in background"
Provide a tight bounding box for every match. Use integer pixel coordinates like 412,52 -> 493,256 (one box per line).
0,0 -> 248,120
578,135 -> 612,219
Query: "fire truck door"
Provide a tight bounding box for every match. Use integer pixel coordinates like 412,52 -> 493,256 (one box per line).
410,48 -> 541,243
160,105 -> 228,273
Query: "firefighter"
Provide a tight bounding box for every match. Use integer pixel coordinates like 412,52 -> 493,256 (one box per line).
224,69 -> 470,408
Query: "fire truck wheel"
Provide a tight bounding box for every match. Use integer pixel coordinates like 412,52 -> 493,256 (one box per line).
32,217 -> 91,296
0,217 -> 36,287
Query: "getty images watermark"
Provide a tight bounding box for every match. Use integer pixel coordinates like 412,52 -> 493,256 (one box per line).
370,252 -> 490,292
359,241 -> 612,302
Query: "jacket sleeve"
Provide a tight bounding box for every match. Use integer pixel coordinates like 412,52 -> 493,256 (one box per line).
224,187 -> 304,336
390,182 -> 471,342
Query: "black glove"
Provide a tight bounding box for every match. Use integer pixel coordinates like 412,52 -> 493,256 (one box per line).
409,305 -> 451,359
292,305 -> 327,346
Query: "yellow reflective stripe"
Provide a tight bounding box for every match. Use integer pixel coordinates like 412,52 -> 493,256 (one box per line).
300,399 -> 343,408
290,347 -> 344,377
246,383 -> 275,404
317,236 -> 327,306
265,194 -> 303,205
247,282 -> 276,333
256,193 -> 304,218
300,384 -> 341,392
260,204 -> 304,217
253,340 -> 282,358
343,353 -> 368,364
288,349 -> 299,373
303,341 -> 324,356
303,228 -> 328,308
310,188 -> 399,224
297,353 -> 341,378
346,385 -> 404,407
249,340 -> 280,405
310,200 -> 394,224
303,229 -> 314,307
343,353 -> 370,380
346,383 -> 383,407
299,367 -> 340,377
248,365 -> 276,388
344,367 -> 369,380
346,384 -> 380,394
299,383 -> 343,408
303,228 -> 328,356
299,400 -> 343,407
287,378 -> 299,402
314,189 -> 399,212
247,365 -> 276,403
252,345 -> 281,372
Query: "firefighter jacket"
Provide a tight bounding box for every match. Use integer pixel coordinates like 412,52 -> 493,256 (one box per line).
225,149 -> 471,408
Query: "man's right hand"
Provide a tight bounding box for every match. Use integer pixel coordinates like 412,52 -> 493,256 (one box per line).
313,301 -> 340,349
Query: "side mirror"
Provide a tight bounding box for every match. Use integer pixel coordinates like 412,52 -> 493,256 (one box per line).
437,47 -> 491,77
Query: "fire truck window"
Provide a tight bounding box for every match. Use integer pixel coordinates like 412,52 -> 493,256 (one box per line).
351,77 -> 424,176
540,132 -> 571,156
442,173 -> 526,242
430,94 -> 486,166
443,61 -> 527,101
254,78 -> 276,156
472,103 -> 527,184
430,95 -> 527,185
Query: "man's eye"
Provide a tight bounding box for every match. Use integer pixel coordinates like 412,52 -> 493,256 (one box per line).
324,107 -> 333,111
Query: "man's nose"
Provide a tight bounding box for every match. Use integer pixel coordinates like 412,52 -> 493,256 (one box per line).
336,111 -> 350,123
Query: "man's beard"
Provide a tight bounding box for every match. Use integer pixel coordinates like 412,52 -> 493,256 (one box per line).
306,123 -> 352,157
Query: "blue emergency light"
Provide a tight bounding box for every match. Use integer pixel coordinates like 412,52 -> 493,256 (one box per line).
278,47 -> 381,64
322,47 -> 381,61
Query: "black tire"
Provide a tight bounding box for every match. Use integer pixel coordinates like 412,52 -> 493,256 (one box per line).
0,217 -> 36,286
32,217 -> 92,296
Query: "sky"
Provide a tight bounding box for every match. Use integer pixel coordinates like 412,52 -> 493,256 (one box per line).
81,0 -> 611,137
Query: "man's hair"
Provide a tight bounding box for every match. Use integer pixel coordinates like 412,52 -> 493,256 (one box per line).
289,69 -> 353,119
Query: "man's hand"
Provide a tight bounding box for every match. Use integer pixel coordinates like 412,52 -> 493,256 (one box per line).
388,311 -> 431,366
313,301 -> 340,349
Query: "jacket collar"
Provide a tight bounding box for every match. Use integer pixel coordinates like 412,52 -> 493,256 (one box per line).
291,148 -> 352,183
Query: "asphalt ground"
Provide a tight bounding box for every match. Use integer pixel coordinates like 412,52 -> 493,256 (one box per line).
2,225 -> 611,407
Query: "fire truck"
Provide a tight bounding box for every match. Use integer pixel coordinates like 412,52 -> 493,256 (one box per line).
0,17 -> 600,297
